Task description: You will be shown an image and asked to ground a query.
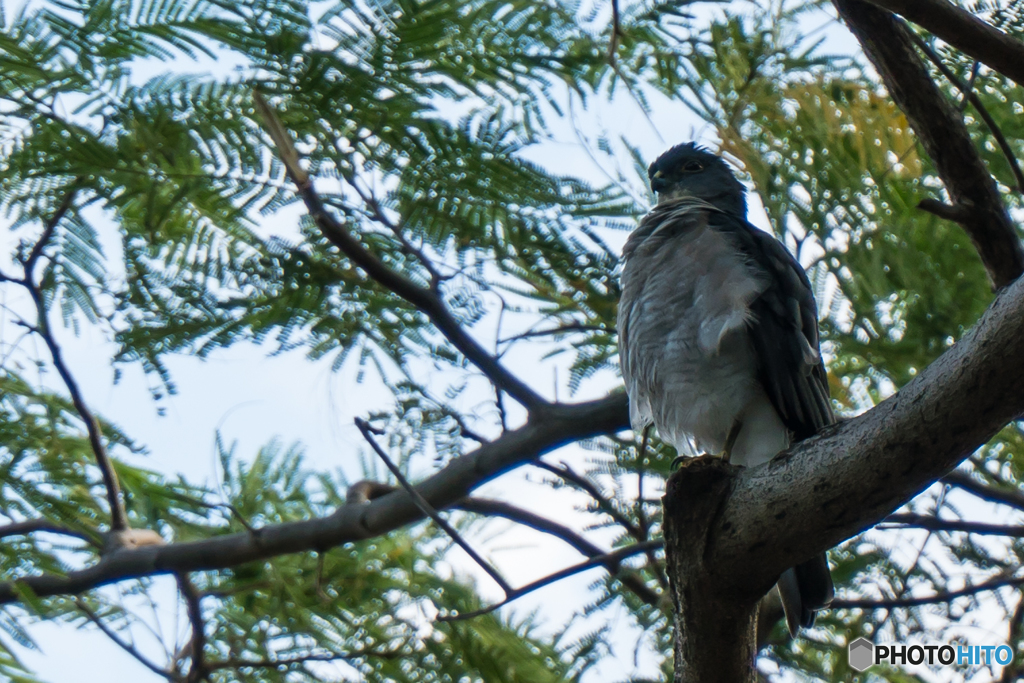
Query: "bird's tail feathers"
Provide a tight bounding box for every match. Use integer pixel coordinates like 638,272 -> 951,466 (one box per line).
778,553 -> 834,636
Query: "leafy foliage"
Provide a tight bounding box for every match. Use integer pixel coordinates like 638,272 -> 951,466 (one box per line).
2,0 -> 1024,681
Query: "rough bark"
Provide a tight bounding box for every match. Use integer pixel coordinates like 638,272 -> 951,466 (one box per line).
715,267 -> 1024,601
834,0 -> 1024,290
664,457 -> 757,683
863,0 -> 1024,90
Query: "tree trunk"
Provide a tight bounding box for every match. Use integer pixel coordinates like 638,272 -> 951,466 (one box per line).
663,456 -> 763,683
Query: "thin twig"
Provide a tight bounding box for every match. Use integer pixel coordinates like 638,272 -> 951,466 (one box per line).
533,459 -> 668,589
21,187 -> 77,273
436,541 -> 662,621
456,497 -> 662,606
498,323 -> 613,345
957,60 -> 981,112
608,0 -> 622,64
943,469 -> 1024,511
909,29 -> 1024,191
874,486 -> 948,635
831,572 -> 1024,609
177,573 -> 207,683
882,512 -> 1024,537
346,483 -> 661,606
18,189 -> 128,532
77,600 -> 179,681
354,418 -> 513,595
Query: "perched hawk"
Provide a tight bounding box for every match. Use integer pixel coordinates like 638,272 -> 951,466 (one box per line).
617,142 -> 834,635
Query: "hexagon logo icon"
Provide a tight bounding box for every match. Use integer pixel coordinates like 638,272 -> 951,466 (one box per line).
848,637 -> 875,672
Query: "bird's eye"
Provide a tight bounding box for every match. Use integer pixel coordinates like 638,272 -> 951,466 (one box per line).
682,160 -> 704,173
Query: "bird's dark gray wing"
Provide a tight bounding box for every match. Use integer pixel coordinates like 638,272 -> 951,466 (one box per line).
710,213 -> 834,440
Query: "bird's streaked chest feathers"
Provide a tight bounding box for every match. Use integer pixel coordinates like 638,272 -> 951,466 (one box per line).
618,199 -> 778,460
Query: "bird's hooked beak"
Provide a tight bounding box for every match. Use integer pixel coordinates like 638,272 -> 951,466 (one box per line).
650,169 -> 668,193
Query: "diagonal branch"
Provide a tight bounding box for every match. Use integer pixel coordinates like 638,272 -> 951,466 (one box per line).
436,540 -> 663,621
863,0 -> 1024,89
907,28 -> 1024,192
0,392 -> 627,605
12,188 -> 129,532
834,0 -> 1024,289
354,418 -> 513,595
77,600 -> 179,681
534,460 -> 669,590
252,92 -> 546,411
347,482 -> 662,607
456,497 -> 662,606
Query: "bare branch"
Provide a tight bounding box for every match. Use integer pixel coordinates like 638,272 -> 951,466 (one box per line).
20,187 -> 78,275
863,0 -> 1024,89
77,600 -> 179,681
456,497 -> 662,607
14,189 -> 129,532
177,573 -> 207,683
0,518 -> 95,543
354,418 -> 513,595
608,0 -> 622,64
348,482 -> 662,607
252,92 -> 546,411
834,0 -> 1024,289
943,469 -> 1024,511
436,540 -> 662,622
0,393 -> 626,605
498,323 -> 613,345
831,573 -> 1024,609
882,512 -> 1024,537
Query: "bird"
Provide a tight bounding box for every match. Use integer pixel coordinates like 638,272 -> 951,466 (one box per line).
617,142 -> 834,635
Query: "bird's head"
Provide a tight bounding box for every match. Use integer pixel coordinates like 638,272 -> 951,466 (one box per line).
648,143 -> 747,216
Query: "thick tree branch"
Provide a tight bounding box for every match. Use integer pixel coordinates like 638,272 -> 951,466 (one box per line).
252,92 -> 546,411
834,0 -> 1024,289
0,393 -> 628,604
863,0 -> 1024,89
710,271 -> 1024,601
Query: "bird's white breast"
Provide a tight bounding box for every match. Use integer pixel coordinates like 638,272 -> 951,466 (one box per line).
618,209 -> 788,466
